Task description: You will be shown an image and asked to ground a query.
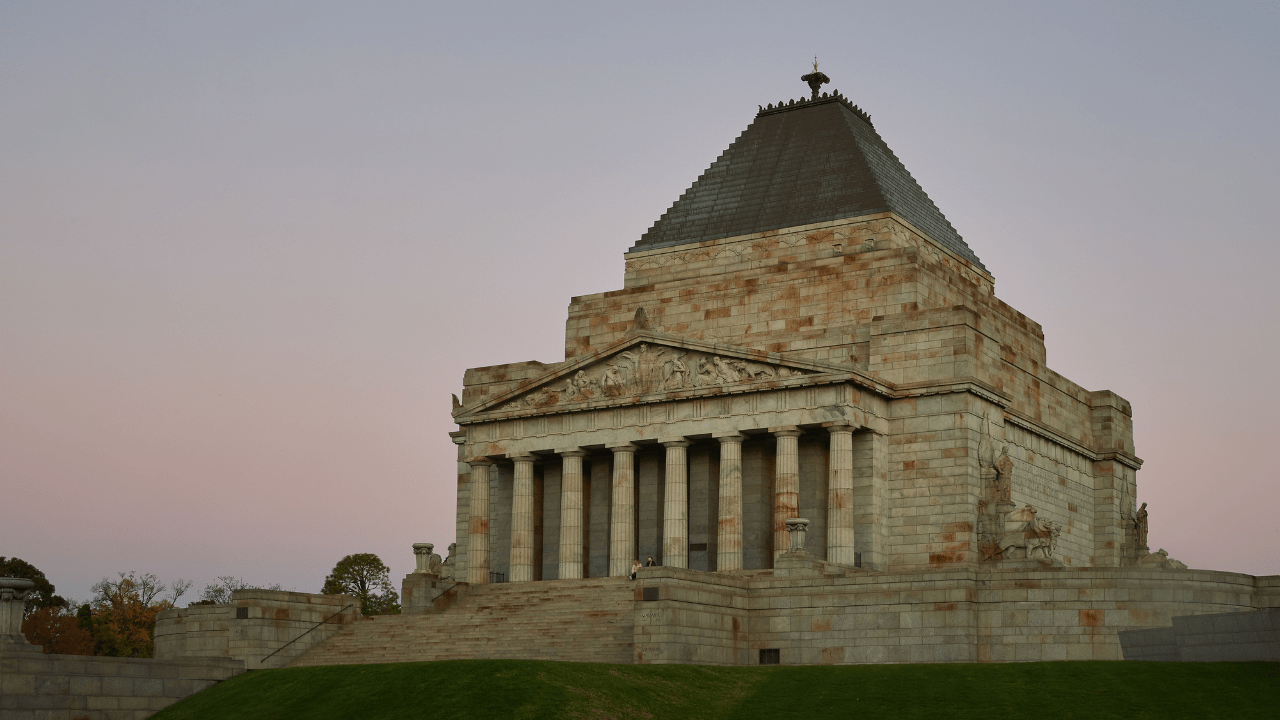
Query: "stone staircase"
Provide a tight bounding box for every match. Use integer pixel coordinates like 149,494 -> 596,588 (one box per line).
289,577 -> 637,667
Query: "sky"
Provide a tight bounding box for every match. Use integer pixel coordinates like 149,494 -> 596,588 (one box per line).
2,1 -> 1277,604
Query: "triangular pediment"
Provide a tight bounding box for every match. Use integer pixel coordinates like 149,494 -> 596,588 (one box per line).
456,331 -> 851,419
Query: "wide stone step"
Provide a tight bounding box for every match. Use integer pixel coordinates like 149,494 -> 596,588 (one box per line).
289,578 -> 637,667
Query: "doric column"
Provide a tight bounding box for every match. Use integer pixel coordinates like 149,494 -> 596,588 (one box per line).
558,449 -> 587,580
608,443 -> 637,577
661,439 -> 692,569
716,433 -> 746,572
509,455 -> 537,582
827,424 -> 857,565
772,427 -> 802,561
466,458 -> 493,585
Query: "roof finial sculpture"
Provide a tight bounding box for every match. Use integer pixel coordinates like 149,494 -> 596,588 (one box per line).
800,57 -> 829,100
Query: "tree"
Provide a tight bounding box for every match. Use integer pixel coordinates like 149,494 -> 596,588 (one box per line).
0,557 -> 67,616
197,576 -> 282,605
89,572 -> 191,657
21,605 -> 94,655
321,553 -> 400,615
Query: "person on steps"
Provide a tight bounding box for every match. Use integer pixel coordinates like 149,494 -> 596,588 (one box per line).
629,559 -> 641,580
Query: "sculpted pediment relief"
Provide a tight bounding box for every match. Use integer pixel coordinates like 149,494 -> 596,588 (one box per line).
459,332 -> 847,418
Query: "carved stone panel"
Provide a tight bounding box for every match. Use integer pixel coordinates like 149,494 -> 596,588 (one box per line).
497,342 -> 813,412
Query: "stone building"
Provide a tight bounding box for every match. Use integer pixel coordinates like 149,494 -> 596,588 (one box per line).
449,75 -> 1141,582
158,72 -> 1279,667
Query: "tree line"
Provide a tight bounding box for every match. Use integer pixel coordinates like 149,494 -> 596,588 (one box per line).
2,553 -> 401,657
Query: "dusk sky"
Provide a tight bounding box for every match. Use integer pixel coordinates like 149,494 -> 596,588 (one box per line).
2,1 -> 1277,603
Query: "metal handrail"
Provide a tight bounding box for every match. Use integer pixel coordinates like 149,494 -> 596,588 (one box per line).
260,603 -> 353,664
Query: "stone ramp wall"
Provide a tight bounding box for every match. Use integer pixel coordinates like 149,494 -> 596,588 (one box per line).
1119,608 -> 1280,662
154,589 -> 359,669
289,577 -> 636,667
0,643 -> 243,720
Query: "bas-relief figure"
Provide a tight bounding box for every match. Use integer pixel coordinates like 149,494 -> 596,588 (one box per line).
979,504 -> 1061,562
975,437 -> 1061,563
996,505 -> 1061,561
977,411 -> 996,471
498,341 -> 811,412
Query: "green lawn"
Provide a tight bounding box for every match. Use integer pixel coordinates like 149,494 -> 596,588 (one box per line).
152,659 -> 1280,720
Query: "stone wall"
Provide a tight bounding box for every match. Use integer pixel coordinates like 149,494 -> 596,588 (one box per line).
1119,608 -> 1280,662
0,644 -> 242,720
632,563 -> 1272,665
154,589 -> 359,669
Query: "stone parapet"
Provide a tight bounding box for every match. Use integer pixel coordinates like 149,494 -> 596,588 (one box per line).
154,589 -> 359,669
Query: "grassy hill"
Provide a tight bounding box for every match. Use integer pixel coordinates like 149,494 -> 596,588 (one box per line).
152,658 -> 1279,720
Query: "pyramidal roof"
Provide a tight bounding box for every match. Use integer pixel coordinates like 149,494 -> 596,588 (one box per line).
631,85 -> 985,273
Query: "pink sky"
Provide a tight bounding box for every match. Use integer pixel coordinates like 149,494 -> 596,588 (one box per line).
2,2 -> 1277,603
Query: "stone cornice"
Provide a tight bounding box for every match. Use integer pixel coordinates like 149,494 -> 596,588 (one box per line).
1004,411 -> 1144,470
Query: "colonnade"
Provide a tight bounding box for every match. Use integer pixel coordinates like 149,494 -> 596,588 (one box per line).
466,424 -> 859,583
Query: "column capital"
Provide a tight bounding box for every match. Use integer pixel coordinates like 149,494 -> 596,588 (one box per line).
556,447 -> 588,458
825,422 -> 859,434
714,432 -> 747,443
607,442 -> 638,452
770,426 -> 802,438
660,438 -> 692,448
467,457 -> 494,468
508,453 -> 537,463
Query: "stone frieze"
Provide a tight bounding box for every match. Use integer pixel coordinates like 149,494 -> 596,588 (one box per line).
497,341 -> 812,412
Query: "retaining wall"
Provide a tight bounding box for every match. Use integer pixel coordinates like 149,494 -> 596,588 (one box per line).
0,643 -> 242,720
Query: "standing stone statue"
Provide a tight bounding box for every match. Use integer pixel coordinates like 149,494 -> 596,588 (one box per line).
1134,502 -> 1149,549
439,543 -> 457,581
993,446 -> 1014,503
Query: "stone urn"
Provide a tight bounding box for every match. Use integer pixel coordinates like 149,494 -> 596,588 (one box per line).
0,577 -> 35,646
